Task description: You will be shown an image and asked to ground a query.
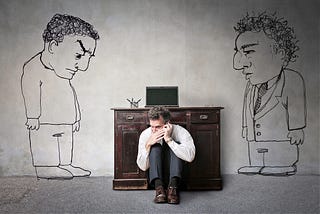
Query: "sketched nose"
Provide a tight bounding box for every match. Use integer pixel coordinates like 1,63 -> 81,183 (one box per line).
233,52 -> 243,70
77,57 -> 91,71
233,52 -> 251,71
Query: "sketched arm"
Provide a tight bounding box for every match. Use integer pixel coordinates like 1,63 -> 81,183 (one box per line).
69,81 -> 81,132
72,99 -> 81,132
21,63 -> 42,130
285,70 -> 307,145
71,82 -> 81,132
241,82 -> 250,141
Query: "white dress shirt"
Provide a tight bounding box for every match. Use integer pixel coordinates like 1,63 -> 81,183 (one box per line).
136,124 -> 196,171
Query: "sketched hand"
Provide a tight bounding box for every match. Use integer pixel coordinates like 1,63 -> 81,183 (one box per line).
287,129 -> 304,145
25,118 -> 40,130
73,121 -> 80,132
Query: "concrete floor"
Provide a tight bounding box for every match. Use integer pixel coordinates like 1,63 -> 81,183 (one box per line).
0,175 -> 319,213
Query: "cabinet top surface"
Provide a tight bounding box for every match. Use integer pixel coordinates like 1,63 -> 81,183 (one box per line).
111,107 -> 224,111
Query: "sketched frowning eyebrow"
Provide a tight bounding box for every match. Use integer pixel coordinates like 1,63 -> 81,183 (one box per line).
76,40 -> 94,55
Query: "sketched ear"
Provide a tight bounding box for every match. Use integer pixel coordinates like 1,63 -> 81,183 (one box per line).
275,48 -> 288,68
48,40 -> 58,54
271,45 -> 286,60
277,48 -> 286,57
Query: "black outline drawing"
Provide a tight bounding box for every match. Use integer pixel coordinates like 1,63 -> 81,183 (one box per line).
21,14 -> 100,180
233,12 -> 307,176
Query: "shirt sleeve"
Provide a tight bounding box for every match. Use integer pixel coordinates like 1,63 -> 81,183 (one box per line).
167,125 -> 195,163
136,128 -> 151,171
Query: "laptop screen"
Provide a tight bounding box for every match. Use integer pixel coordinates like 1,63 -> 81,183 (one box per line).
145,86 -> 179,107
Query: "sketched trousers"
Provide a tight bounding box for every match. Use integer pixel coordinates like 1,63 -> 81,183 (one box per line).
248,141 -> 299,166
29,124 -> 73,166
149,143 -> 183,186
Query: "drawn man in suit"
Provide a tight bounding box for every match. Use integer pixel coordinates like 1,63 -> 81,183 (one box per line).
21,14 -> 99,179
233,12 -> 306,176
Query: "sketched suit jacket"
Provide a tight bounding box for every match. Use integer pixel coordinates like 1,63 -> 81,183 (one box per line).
242,68 -> 306,142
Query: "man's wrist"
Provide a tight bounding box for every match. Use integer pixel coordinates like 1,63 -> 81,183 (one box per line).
145,143 -> 151,152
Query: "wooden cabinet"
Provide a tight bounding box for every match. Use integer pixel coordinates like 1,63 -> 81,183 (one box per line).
112,107 -> 223,190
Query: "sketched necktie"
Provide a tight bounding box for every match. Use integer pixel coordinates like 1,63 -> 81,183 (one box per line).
254,82 -> 268,114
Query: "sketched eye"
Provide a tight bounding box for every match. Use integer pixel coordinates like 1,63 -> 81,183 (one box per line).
75,53 -> 82,60
244,50 -> 255,56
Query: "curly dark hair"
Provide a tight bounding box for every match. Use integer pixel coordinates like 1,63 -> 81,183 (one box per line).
42,14 -> 100,43
234,12 -> 299,67
148,106 -> 171,123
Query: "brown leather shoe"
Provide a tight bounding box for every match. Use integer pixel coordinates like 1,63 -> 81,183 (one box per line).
154,186 -> 167,203
167,186 -> 179,204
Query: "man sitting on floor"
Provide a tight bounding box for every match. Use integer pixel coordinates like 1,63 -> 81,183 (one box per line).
136,106 -> 195,204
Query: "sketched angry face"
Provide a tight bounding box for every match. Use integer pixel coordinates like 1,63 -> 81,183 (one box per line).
233,31 -> 284,85
49,35 -> 97,80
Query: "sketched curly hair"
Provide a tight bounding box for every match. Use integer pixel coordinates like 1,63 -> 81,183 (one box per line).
234,12 -> 299,67
42,14 -> 100,43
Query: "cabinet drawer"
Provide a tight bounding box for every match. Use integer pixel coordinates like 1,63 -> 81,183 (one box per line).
170,111 -> 187,123
116,112 -> 146,123
190,111 -> 219,123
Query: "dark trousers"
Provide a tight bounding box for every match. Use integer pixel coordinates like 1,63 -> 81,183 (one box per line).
149,143 -> 184,187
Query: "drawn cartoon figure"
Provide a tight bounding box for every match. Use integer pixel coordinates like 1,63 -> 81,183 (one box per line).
233,12 -> 306,176
21,14 -> 100,179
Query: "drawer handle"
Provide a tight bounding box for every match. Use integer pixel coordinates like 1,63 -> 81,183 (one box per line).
126,115 -> 134,120
199,115 -> 208,120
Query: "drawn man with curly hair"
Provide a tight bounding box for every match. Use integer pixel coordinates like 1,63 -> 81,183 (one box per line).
21,14 -> 99,179
233,12 -> 306,176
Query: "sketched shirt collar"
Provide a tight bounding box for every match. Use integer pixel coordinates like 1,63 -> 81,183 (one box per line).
266,75 -> 280,90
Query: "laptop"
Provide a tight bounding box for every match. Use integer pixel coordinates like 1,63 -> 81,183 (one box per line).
145,86 -> 179,107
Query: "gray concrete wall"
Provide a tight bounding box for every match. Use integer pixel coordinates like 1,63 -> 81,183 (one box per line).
0,0 -> 319,176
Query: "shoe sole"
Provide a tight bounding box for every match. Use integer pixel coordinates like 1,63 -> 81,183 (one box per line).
154,199 -> 167,203
168,200 -> 179,204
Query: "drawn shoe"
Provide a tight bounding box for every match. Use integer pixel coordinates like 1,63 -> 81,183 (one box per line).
167,186 -> 179,204
238,166 -> 262,175
154,186 -> 167,203
35,166 -> 73,180
260,165 -> 297,176
59,164 -> 91,177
